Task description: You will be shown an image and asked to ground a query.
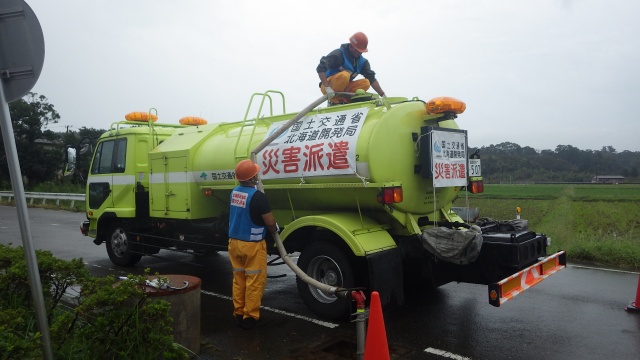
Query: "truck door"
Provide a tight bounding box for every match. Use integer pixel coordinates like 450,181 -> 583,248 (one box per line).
87,138 -> 131,212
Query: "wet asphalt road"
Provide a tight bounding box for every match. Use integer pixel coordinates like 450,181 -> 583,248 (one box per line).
1,205 -> 639,360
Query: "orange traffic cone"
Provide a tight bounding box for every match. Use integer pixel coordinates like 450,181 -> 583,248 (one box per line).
364,291 -> 390,360
625,275 -> 640,312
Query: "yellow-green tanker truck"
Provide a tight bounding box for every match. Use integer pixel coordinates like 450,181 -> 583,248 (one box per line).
71,91 -> 565,319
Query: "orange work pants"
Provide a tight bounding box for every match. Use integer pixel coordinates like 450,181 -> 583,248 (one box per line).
320,70 -> 371,103
228,238 -> 267,320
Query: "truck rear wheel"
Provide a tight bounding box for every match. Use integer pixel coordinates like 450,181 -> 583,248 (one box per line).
296,241 -> 355,320
106,223 -> 142,267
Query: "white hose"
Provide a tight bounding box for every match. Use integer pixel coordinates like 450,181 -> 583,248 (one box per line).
250,92 -> 354,297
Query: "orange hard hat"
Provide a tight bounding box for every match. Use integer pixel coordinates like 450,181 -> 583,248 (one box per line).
349,32 -> 368,53
235,159 -> 260,181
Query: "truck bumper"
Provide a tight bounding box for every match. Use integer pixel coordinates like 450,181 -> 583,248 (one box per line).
488,250 -> 566,306
80,220 -> 90,236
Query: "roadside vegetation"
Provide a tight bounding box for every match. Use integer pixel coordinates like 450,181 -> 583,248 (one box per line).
454,183 -> 640,271
0,244 -> 189,360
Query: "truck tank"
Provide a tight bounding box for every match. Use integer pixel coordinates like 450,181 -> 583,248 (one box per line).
77,92 -> 565,320
149,95 -> 464,227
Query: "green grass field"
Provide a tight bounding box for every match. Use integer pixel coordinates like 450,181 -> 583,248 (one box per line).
454,184 -> 640,271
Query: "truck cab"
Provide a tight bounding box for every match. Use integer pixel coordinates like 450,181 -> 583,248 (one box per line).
82,117 -> 185,265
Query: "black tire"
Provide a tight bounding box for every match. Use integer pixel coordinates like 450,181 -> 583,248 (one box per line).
106,223 -> 142,267
296,241 -> 356,320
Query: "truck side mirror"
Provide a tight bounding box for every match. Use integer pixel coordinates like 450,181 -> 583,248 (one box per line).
64,146 -> 77,176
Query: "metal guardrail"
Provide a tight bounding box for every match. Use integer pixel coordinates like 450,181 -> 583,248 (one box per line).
0,191 -> 85,209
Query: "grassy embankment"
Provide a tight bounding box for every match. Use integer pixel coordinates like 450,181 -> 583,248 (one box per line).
454,184 -> 640,271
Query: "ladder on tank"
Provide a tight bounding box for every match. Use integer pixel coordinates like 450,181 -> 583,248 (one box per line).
233,90 -> 287,163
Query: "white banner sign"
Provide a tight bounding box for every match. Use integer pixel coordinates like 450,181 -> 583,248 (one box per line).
259,108 -> 369,179
431,130 -> 468,187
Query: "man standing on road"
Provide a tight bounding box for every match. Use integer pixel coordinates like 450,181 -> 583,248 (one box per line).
317,31 -> 387,104
228,159 -> 278,330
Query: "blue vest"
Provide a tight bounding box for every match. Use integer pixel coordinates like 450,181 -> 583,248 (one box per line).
229,186 -> 266,242
325,47 -> 366,81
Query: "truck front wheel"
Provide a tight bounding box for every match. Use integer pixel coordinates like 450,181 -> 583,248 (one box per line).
296,241 -> 355,320
106,223 -> 142,267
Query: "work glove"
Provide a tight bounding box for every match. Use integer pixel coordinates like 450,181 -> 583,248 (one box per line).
325,86 -> 335,99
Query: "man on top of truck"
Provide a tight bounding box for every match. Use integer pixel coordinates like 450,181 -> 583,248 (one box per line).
317,31 -> 387,104
228,159 -> 278,329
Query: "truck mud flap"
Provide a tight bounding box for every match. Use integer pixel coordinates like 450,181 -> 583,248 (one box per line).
367,248 -> 404,306
488,250 -> 566,307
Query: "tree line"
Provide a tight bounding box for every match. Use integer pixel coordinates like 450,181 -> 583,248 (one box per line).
471,143 -> 640,183
0,93 -> 103,189
0,93 -> 638,189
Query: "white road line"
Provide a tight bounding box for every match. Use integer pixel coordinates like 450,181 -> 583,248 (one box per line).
201,289 -> 340,329
84,261 -> 339,328
84,262 -> 128,274
569,264 -> 639,275
425,347 -> 471,360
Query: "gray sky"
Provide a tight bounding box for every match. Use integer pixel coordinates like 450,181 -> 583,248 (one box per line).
26,0 -> 640,152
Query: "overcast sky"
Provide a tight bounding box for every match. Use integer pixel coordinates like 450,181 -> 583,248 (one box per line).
24,0 -> 640,152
